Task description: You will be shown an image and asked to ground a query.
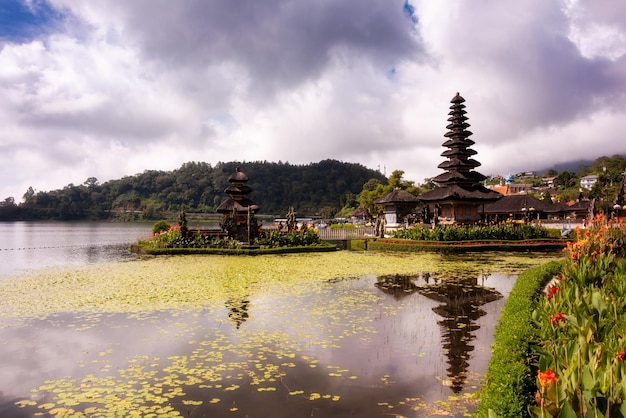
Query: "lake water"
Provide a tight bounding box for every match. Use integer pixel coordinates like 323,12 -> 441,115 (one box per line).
0,223 -> 561,417
0,222 -> 152,276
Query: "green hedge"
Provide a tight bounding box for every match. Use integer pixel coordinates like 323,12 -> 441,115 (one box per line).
394,223 -> 550,241
347,239 -> 367,251
366,239 -> 567,254
474,260 -> 564,418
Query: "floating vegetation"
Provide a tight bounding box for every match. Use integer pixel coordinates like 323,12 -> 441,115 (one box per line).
0,251 -> 561,417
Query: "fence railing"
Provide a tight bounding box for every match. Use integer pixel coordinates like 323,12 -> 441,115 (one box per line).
317,227 -> 375,241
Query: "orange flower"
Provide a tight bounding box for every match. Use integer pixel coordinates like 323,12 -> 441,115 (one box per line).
538,369 -> 557,387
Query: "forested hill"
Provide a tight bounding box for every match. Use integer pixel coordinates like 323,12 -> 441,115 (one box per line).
6,160 -> 387,221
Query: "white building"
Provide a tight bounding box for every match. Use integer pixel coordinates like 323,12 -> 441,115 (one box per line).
580,175 -> 599,190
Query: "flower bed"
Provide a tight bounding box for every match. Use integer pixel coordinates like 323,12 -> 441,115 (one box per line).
133,223 -> 336,255
528,216 -> 626,417
393,222 -> 552,241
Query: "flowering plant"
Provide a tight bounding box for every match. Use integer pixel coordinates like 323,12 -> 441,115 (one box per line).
530,215 -> 626,417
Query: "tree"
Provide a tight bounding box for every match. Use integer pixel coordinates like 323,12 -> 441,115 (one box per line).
11,160 -> 388,220
357,179 -> 386,217
356,170 -> 423,218
23,186 -> 35,205
542,191 -> 553,204
84,177 -> 99,190
554,171 -> 577,189
0,196 -> 18,220
318,206 -> 336,220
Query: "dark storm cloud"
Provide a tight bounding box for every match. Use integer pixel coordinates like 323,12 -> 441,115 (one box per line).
498,30 -> 618,126
117,0 -> 423,100
441,0 -> 626,140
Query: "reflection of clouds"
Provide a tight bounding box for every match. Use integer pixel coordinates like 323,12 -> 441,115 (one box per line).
249,274 -> 504,403
0,310 -> 224,402
482,273 -> 517,297
0,269 -> 521,415
239,289 -> 452,406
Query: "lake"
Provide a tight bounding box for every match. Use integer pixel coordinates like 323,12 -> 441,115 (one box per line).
0,222 -> 152,276
0,222 -> 562,417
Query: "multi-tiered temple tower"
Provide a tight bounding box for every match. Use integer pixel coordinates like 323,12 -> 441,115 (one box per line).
419,93 -> 501,224
216,167 -> 260,242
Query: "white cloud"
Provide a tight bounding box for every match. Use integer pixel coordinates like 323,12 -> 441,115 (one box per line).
0,0 -> 625,203
564,0 -> 626,61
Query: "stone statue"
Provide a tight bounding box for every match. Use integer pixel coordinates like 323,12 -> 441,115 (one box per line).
178,206 -> 188,239
286,207 -> 297,232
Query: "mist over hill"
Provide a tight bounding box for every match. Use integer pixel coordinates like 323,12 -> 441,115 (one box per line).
538,159 -> 595,175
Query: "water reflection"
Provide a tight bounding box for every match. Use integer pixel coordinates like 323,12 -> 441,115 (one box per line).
1,268 -> 521,417
375,273 -> 502,393
226,297 -> 250,328
0,222 -> 151,276
374,274 -> 419,299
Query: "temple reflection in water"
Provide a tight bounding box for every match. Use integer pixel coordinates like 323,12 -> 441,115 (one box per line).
225,297 -> 250,329
376,272 -> 502,393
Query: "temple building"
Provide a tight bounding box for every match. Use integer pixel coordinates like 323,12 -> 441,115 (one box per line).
216,167 -> 260,242
419,93 -> 501,224
374,188 -> 420,232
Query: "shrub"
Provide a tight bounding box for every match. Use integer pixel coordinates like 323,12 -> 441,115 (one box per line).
255,228 -> 321,248
152,220 -> 171,235
475,260 -> 564,417
393,222 -> 550,242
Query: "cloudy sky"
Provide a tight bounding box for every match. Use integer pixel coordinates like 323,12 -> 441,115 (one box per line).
1,0 -> 625,201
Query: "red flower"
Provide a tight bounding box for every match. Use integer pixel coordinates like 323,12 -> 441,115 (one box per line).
546,292 -> 554,300
551,313 -> 565,324
538,370 -> 557,387
617,349 -> 626,361
549,285 -> 558,294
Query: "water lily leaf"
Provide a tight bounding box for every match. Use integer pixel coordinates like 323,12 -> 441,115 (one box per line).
15,400 -> 37,407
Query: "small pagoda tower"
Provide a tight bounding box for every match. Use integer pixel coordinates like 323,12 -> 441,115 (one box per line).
418,93 -> 501,224
216,167 -> 260,242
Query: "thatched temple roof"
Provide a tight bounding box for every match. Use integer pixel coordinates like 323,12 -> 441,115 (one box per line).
419,93 -> 501,205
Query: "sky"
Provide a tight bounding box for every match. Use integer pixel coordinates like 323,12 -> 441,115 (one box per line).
1,0 -> 626,202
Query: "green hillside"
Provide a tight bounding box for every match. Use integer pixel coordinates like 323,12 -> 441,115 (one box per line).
5,160 -> 387,221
